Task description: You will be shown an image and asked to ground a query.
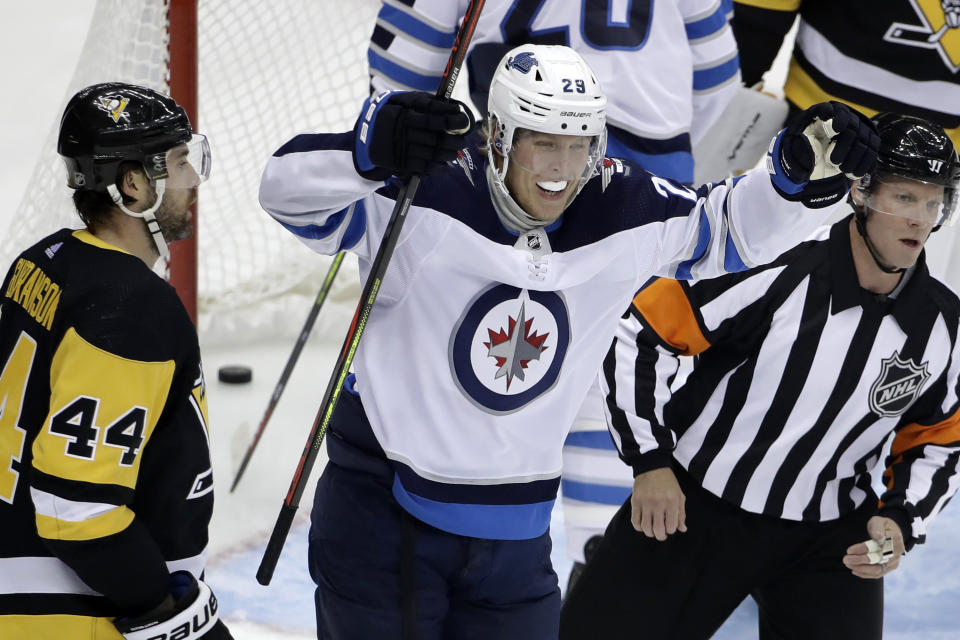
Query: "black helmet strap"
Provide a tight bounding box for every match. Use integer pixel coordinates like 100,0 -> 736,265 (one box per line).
853,205 -> 906,274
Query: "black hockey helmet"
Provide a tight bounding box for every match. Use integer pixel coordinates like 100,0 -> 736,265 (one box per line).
852,113 -> 960,273
57,82 -> 194,191
854,113 -> 960,228
867,112 -> 959,187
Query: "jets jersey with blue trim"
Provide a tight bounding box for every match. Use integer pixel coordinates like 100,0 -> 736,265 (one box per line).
0,229 -> 214,638
368,0 -> 740,182
259,131 -> 840,541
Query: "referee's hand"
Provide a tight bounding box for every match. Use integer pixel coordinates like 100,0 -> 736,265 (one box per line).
842,516 -> 905,579
630,467 -> 687,541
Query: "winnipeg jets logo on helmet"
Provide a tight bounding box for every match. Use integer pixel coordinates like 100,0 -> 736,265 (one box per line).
450,285 -> 570,414
96,95 -> 130,123
507,51 -> 539,74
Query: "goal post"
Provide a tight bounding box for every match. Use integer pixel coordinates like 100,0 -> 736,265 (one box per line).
168,0 -> 198,322
3,0 -> 378,342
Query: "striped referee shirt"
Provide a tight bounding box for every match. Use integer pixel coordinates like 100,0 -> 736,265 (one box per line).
602,216 -> 960,549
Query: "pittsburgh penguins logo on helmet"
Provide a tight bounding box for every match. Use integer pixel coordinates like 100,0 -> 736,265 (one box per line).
57,82 -> 194,191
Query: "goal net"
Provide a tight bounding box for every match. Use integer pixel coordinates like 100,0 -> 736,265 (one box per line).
2,0 -> 380,343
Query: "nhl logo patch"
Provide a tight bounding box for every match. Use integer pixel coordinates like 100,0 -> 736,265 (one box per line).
869,351 -> 930,418
450,284 -> 570,414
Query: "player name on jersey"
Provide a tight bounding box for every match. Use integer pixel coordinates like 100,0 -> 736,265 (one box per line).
4,257 -> 61,330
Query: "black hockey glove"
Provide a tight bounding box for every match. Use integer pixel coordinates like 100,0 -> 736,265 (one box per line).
113,571 -> 233,640
353,90 -> 474,182
767,101 -> 879,208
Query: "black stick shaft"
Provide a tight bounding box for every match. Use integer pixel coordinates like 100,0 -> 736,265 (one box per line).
230,251 -> 345,493
257,0 -> 486,586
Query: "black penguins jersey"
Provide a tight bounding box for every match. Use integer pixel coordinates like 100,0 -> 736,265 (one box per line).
733,0 -> 960,144
0,228 -> 213,637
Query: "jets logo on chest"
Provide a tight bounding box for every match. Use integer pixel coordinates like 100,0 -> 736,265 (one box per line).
451,284 -> 570,414
484,301 -> 550,390
869,351 -> 930,417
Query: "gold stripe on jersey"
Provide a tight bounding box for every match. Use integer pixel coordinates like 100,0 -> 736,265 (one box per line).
0,614 -> 122,640
0,332 -> 36,503
72,229 -> 134,254
632,279 -> 711,356
3,258 -> 61,331
31,328 -> 174,489
733,0 -> 800,11
783,58 -> 960,147
191,371 -> 210,436
35,504 -> 135,542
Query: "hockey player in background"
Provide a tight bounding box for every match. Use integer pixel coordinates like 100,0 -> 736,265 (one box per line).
0,83 -> 231,639
365,0 -> 743,589
368,0 -> 740,185
732,0 -> 960,146
560,114 -> 960,640
259,44 -> 877,638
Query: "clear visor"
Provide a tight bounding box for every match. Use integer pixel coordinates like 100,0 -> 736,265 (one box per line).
508,128 -> 601,186
153,134 -> 211,189
859,175 -> 958,227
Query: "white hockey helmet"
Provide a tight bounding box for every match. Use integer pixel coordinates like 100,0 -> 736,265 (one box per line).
486,45 -> 607,204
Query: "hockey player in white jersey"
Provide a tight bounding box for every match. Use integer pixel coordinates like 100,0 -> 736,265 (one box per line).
368,0 -> 740,184
368,0 -> 743,585
259,45 -> 878,639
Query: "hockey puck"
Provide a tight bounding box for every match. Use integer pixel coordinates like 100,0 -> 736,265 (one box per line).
218,365 -> 253,384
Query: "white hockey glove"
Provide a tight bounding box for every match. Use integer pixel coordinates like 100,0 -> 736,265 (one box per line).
767,101 -> 879,208
113,571 -> 233,640
864,536 -> 896,565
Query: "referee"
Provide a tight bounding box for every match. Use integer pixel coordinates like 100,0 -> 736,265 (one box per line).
560,113 -> 960,640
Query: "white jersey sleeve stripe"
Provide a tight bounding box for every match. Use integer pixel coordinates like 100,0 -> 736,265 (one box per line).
693,51 -> 740,91
30,488 -> 120,522
369,47 -> 444,92
684,1 -> 728,38
377,2 -> 457,48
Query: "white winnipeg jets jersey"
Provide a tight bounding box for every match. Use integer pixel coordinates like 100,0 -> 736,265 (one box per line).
258,131 -> 840,540
368,0 -> 740,182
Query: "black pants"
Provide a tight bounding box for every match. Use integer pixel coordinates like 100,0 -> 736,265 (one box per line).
559,467 -> 883,640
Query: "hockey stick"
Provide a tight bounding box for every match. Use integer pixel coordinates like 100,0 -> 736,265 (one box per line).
229,251 -> 346,493
256,0 -> 486,586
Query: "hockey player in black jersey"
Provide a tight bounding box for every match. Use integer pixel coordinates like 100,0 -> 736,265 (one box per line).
731,0 -> 960,146
560,115 -> 960,639
0,83 -> 231,639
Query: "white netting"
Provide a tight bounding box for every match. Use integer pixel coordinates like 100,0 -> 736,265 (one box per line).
3,0 -> 378,343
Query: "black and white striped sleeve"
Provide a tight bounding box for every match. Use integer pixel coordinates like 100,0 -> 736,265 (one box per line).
881,335 -> 960,550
